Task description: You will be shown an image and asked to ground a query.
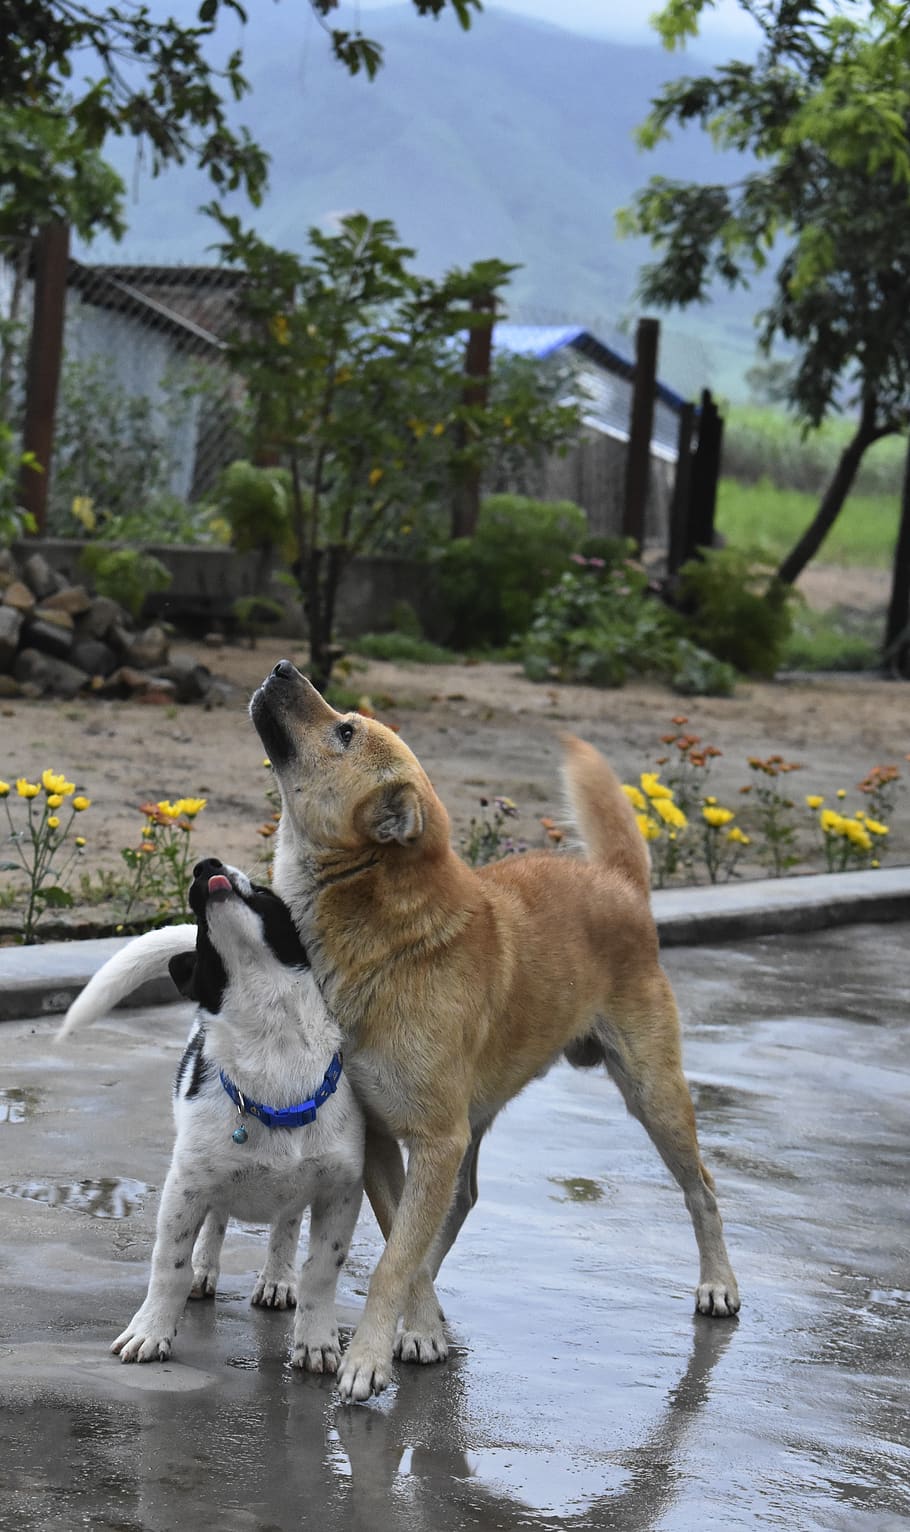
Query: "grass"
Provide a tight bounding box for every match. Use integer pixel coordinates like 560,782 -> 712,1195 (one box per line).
723,406 -> 907,496
349,632 -> 459,665
716,477 -> 898,568
781,606 -> 881,672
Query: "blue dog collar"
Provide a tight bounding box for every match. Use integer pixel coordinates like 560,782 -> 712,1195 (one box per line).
220,1052 -> 342,1142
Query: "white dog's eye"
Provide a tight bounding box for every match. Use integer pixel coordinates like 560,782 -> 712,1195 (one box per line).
336,721 -> 356,747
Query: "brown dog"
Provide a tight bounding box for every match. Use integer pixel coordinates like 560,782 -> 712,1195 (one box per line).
251,661 -> 740,1402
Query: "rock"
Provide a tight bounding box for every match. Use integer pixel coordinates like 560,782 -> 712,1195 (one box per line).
24,616 -> 75,661
78,596 -> 126,642
203,680 -> 235,709
0,549 -> 17,581
159,659 -> 212,704
203,632 -> 224,649
42,584 -> 92,617
108,620 -> 134,655
99,665 -> 176,699
33,605 -> 74,631
0,674 -> 21,698
13,648 -> 87,699
137,679 -> 178,705
124,624 -> 169,670
3,581 -> 36,614
70,638 -> 118,679
22,552 -> 64,600
0,606 -> 23,669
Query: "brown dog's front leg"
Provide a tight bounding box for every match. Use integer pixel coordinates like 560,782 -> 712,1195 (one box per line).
337,1125 -> 470,1403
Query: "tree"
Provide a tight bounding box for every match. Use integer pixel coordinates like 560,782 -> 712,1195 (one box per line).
0,2 -> 483,202
208,209 -> 578,689
625,0 -> 910,587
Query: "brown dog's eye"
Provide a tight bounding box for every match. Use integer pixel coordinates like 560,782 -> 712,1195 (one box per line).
336,721 -> 356,747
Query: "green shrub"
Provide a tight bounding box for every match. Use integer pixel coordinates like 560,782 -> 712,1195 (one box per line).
214,460 -> 292,554
669,638 -> 737,697
388,600 -> 422,637
80,546 -> 172,620
437,494 -> 587,648
351,632 -> 457,664
679,547 -> 795,677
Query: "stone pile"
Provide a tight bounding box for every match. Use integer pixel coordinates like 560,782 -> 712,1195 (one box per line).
0,548 -> 216,704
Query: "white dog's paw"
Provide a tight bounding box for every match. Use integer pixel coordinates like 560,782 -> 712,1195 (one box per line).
695,1277 -> 741,1317
336,1333 -> 394,1403
111,1324 -> 174,1363
394,1324 -> 448,1365
189,1266 -> 218,1300
251,1275 -> 298,1310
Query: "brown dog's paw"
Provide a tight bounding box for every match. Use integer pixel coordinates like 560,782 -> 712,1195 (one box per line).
336,1335 -> 394,1402
695,1278 -> 741,1317
394,1327 -> 448,1365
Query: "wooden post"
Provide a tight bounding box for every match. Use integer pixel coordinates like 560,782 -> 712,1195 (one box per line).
19,220 -> 70,534
667,401 -> 695,578
622,316 -> 660,551
883,432 -> 910,674
451,291 -> 495,540
687,388 -> 724,557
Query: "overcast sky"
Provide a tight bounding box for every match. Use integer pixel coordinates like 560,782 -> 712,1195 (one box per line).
355,0 -> 762,54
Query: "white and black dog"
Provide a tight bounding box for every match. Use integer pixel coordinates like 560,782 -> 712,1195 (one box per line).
57,859 -> 364,1372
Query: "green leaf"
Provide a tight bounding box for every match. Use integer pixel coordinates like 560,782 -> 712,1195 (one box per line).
35,886 -> 74,909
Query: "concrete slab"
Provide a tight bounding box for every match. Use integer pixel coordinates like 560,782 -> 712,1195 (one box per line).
0,920 -> 908,1530
3,865 -> 910,1022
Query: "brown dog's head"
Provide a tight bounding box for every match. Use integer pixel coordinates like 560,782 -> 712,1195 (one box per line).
250,661 -> 449,855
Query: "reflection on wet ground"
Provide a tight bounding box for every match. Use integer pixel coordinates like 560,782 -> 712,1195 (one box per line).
0,921 -> 909,1530
0,1175 -> 148,1218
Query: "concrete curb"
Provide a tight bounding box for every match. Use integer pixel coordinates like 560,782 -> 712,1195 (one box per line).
2,866 -> 910,1022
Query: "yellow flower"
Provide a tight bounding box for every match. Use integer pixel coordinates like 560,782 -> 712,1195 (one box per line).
727,827 -> 751,845
155,800 -> 182,821
843,819 -> 872,852
173,797 -> 206,819
141,840 -> 157,854
73,796 -> 90,812
704,795 -> 717,806
640,772 -> 673,801
71,495 -> 96,531
0,781 -> 8,797
621,783 -> 646,811
269,313 -> 290,345
262,757 -> 272,769
16,779 -> 40,799
820,809 -> 845,835
805,794 -> 824,810
836,789 -> 847,800
635,813 -> 661,842
863,818 -> 889,836
432,422 -> 445,436
368,467 -> 384,487
655,798 -> 687,829
47,815 -> 60,830
41,769 -> 75,796
75,836 -> 86,848
47,794 -> 63,808
871,859 -> 880,868
703,805 -> 734,828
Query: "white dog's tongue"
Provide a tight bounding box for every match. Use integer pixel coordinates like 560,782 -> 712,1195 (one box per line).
208,874 -> 232,899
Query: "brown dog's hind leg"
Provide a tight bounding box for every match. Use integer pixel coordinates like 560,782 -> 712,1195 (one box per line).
596,972 -> 740,1318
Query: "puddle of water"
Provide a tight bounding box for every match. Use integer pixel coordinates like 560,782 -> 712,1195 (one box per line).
0,1087 -> 44,1125
547,1175 -> 605,1204
0,1176 -> 148,1218
462,1447 -> 627,1514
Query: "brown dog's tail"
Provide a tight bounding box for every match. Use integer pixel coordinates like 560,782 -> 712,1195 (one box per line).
560,734 -> 651,898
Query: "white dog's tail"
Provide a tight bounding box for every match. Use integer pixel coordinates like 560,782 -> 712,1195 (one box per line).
56,924 -> 196,1041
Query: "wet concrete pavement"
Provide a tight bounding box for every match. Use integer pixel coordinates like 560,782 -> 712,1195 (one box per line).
0,921 -> 908,1531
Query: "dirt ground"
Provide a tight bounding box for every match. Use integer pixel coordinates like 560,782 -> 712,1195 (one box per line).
2,564 -> 910,935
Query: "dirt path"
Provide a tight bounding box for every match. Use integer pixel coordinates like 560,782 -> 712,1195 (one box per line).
2,630 -> 909,934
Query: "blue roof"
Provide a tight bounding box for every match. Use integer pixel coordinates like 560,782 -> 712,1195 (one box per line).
494,322 -> 687,412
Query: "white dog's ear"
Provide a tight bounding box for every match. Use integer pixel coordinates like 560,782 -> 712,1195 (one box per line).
361,783 -> 425,845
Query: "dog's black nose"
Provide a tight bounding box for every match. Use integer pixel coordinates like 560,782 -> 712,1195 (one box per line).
193,858 -> 224,879
272,660 -> 296,680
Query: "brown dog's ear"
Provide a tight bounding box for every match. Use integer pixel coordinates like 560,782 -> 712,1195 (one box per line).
168,952 -> 198,1000
361,783 -> 425,845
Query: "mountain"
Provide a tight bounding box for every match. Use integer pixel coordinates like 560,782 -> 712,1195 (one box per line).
86,7 -> 768,397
